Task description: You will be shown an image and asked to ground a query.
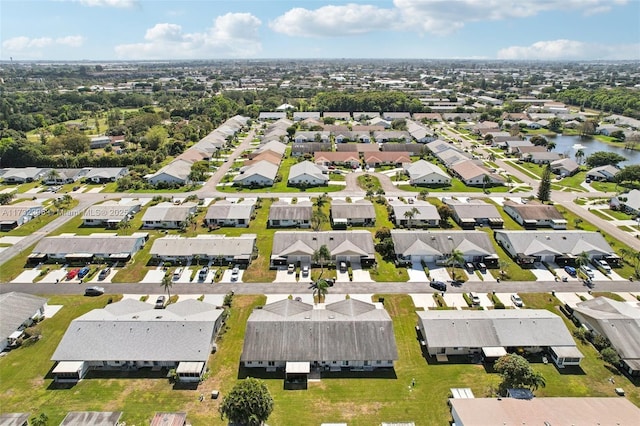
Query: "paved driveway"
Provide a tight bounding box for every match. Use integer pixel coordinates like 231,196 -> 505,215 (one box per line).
427,263 -> 451,282
220,268 -> 244,283
410,293 -> 438,309
495,292 -> 521,309
531,263 -> 555,281
554,292 -> 583,308
443,293 -> 466,309
176,268 -> 193,283
274,267 -> 298,283
141,270 -> 166,283
351,266 -> 372,282
11,269 -> 40,283
41,269 -> 68,284
408,262 -> 428,283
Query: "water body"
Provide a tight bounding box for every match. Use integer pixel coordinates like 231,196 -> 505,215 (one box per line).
528,134 -> 640,166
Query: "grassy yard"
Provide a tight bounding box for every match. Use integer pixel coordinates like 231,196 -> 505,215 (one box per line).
479,227 -> 536,281
484,199 -> 524,230
2,293 -> 638,426
399,179 -> 510,193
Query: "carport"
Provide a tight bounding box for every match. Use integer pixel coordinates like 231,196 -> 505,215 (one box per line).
482,346 -> 507,362
285,361 -> 309,390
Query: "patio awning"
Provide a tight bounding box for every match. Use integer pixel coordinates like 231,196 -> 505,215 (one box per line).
66,253 -> 93,258
52,361 -> 84,374
176,361 -> 205,375
550,346 -> 583,359
482,347 -> 507,358
286,361 -> 310,374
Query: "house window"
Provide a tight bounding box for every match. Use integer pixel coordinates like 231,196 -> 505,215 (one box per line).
376,360 -> 382,365
258,361 -> 263,365
268,361 -> 275,366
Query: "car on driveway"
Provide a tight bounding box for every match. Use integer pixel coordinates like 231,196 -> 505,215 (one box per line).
287,264 -> 295,274
198,266 -> 209,282
475,262 -> 487,272
98,267 -> 111,281
593,259 -> 611,274
84,286 -> 104,296
155,295 -> 166,309
301,265 -> 309,277
430,280 -> 447,291
78,266 -> 90,279
511,294 -> 523,307
231,266 -> 240,281
468,292 -> 481,305
66,269 -> 79,280
339,262 -> 347,272
580,265 -> 595,279
564,265 -> 576,276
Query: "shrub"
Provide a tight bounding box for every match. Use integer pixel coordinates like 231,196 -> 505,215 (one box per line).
573,327 -> 588,344
600,347 -> 620,366
494,302 -> 505,309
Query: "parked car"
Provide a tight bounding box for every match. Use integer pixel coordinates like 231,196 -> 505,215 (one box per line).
301,265 -> 309,277
172,268 -> 183,281
465,262 -> 475,272
475,262 -> 487,272
593,259 -> 611,274
468,292 -> 481,305
430,281 -> 447,292
66,269 -> 79,280
287,264 -> 295,274
98,267 -> 111,281
339,261 -> 347,272
84,286 -> 104,296
580,265 -> 595,279
77,266 -> 90,279
585,178 -> 592,183
564,265 -> 577,276
198,266 -> 209,281
324,278 -> 335,287
155,295 -> 166,309
511,294 -> 523,307
231,266 -> 240,281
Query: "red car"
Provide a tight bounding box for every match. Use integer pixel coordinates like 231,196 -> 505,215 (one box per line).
66,269 -> 79,280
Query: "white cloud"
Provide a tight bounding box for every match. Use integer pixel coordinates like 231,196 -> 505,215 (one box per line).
2,35 -> 85,52
114,13 -> 262,59
270,3 -> 396,37
77,0 -> 137,7
393,0 -> 628,34
497,39 -> 640,60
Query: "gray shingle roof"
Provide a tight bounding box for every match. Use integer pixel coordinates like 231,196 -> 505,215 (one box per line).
33,235 -> 144,256
390,230 -> 495,257
205,200 -> 255,221
272,231 -> 374,258
444,199 -> 502,221
268,201 -> 313,221
0,292 -> 47,342
241,299 -> 398,362
150,235 -> 256,258
417,309 -> 579,349
502,201 -> 565,221
289,161 -> 328,182
142,202 -> 196,222
331,200 -> 375,221
389,201 -> 440,221
403,160 -> 451,180
52,299 -> 222,362
494,230 -> 614,257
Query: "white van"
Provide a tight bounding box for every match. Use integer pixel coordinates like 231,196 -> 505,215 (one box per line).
580,265 -> 595,279
173,268 -> 183,280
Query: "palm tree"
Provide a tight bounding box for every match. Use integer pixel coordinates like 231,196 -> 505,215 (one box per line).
45,169 -> 61,185
117,218 -> 131,234
498,259 -> 510,278
313,278 -> 329,304
575,251 -> 590,269
575,149 -> 585,165
310,209 -> 327,232
403,207 -> 419,229
161,273 -> 173,302
448,249 -> 465,281
312,244 -> 331,278
618,248 -> 630,263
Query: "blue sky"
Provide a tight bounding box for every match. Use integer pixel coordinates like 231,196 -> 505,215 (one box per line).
1,0 -> 639,61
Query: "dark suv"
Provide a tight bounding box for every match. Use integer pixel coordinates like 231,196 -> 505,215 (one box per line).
430,281 -> 447,292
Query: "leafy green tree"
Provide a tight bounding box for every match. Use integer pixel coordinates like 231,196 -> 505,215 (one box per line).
575,251 -> 590,269
610,130 -> 626,141
530,135 -> 548,146
188,160 -> 209,182
548,117 -> 562,133
30,413 -> 48,426
615,165 -> 640,185
537,164 -> 552,202
600,347 -> 620,366
586,151 -> 627,168
437,204 -> 453,224
494,354 -> 546,394
219,377 -> 274,426
145,125 -> 168,151
59,129 -> 90,155
0,192 -> 15,205
579,120 -> 597,137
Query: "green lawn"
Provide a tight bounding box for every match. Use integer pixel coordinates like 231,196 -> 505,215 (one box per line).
484,199 -> 524,230
602,209 -> 634,220
398,178 -> 510,193
357,174 -> 382,192
2,293 -> 638,426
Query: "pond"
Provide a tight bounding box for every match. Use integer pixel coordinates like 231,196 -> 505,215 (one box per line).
527,134 -> 640,166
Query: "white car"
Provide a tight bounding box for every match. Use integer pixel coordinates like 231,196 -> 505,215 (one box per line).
511,294 -> 523,307
580,265 -> 595,279
301,265 -> 309,277
594,259 -> 611,274
230,266 -> 240,281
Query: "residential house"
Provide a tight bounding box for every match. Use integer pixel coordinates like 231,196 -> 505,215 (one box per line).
142,202 -> 197,229
29,234 -> 147,264
449,161 -> 504,187
271,230 -> 375,267
149,234 -> 256,264
90,136 -> 111,149
244,150 -> 283,166
450,397 -> 640,426
526,151 -> 562,164
204,199 -> 256,228
597,124 -> 624,136
437,149 -> 473,167
516,145 -> 548,158
354,111 -> 380,120
403,160 -> 452,186
293,112 -> 321,121
241,299 -> 398,374
382,112 -> 411,120
249,140 -> 287,158
494,230 -> 616,266
373,131 -> 412,143
502,200 -> 567,229
43,168 -> 86,185
83,167 -> 128,184
0,292 -> 47,351
381,143 -> 425,155
550,158 -> 580,176
406,120 -> 435,143
335,143 -> 380,153
291,142 -> 331,157
413,112 -> 442,122
268,201 -> 312,228
288,161 -> 329,187
363,151 -> 410,168
573,297 -> 640,376
334,131 -> 371,144
425,139 -> 454,155
294,131 -> 330,143
390,230 -> 496,265
314,152 -> 361,168
417,310 -> 582,367
389,200 -> 440,227
323,111 -> 351,120
505,140 -> 534,155
619,189 -> 640,215
586,165 -> 620,182
258,111 -> 286,120
0,201 -> 44,231
1,167 -> 47,183
59,412 -> 123,426
51,299 -> 224,383
443,199 -> 504,228
82,201 -> 141,228
233,161 -> 279,187
146,159 -> 193,185
330,199 -> 375,228
369,117 -> 391,128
